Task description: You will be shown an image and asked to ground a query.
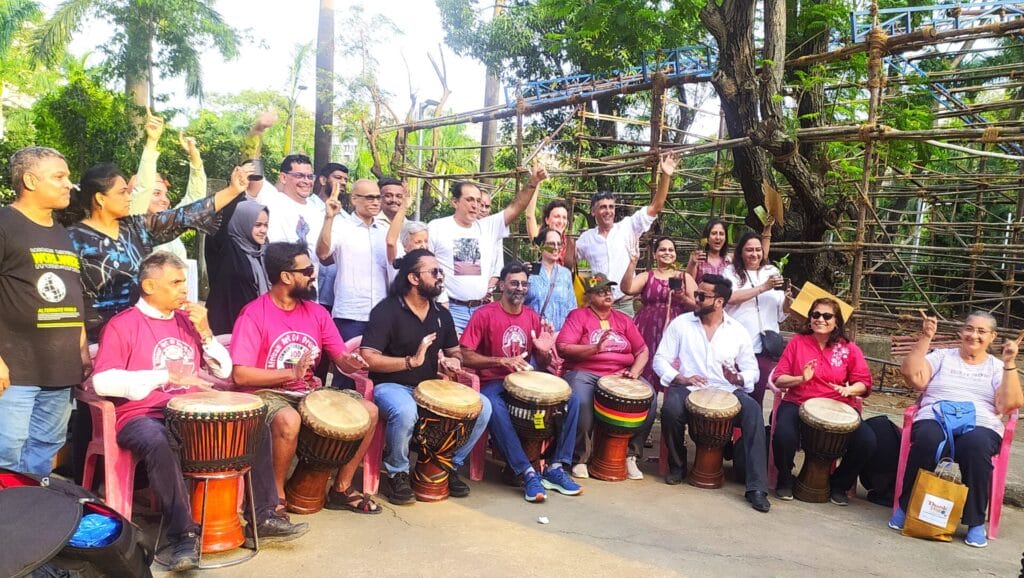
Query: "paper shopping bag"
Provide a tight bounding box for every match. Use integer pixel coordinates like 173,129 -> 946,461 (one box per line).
902,461 -> 969,542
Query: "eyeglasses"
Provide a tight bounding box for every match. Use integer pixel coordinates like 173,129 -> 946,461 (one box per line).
416,268 -> 445,278
286,265 -> 315,277
505,281 -> 530,289
694,291 -> 719,302
960,326 -> 992,336
810,311 -> 835,321
353,194 -> 382,201
590,286 -> 613,295
544,242 -> 563,248
284,171 -> 316,181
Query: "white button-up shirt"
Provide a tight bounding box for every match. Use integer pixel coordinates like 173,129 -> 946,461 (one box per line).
653,311 -> 759,393
575,207 -> 656,301
325,213 -> 390,322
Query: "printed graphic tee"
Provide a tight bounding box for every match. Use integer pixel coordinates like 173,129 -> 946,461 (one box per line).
459,302 -> 543,383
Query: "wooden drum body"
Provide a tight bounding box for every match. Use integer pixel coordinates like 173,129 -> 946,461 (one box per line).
412,380 -> 483,502
590,376 -> 653,481
165,392 -> 266,554
685,389 -> 740,489
503,371 -> 572,468
794,397 -> 861,503
285,390 -> 371,514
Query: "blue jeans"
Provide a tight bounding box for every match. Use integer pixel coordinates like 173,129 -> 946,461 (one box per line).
373,382 -> 491,476
332,318 -> 369,390
447,303 -> 482,336
0,385 -> 73,476
481,380 -> 579,475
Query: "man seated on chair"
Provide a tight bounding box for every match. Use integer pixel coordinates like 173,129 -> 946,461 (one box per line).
359,249 -> 492,505
231,241 -> 381,515
460,262 -> 582,503
89,252 -> 308,572
653,273 -> 772,513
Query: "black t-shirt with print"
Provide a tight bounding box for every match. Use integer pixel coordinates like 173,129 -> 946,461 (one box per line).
0,207 -> 85,387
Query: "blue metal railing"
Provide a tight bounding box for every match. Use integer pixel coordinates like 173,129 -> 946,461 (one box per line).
851,0 -> 1024,42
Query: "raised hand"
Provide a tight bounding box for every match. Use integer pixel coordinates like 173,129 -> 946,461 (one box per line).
1002,330 -> 1023,365
531,327 -> 555,354
919,309 -> 937,340
413,333 -> 437,368
801,359 -> 817,383
144,107 -> 164,143
325,182 -> 343,219
528,160 -> 548,187
230,165 -> 253,193
659,151 -> 679,176
253,108 -> 279,133
178,132 -> 201,164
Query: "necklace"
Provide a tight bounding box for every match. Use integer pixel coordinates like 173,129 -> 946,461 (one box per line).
589,306 -> 612,330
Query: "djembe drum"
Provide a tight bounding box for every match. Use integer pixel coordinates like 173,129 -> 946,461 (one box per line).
503,371 -> 572,469
412,380 -> 483,502
794,397 -> 861,503
165,392 -> 266,554
590,376 -> 653,481
285,390 -> 372,514
685,389 -> 740,489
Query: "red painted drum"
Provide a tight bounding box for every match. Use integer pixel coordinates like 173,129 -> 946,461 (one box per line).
590,376 -> 653,481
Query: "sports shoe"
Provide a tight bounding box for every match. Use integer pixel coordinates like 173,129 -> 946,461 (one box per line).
625,455 -> 644,480
166,531 -> 199,572
388,472 -> 416,505
964,525 -> 988,548
829,487 -> 850,506
448,470 -> 470,498
888,507 -> 906,531
541,466 -> 583,496
523,471 -> 547,503
774,484 -> 794,501
571,463 -> 589,479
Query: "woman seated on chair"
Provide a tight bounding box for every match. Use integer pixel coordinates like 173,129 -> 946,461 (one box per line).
769,297 -> 875,505
889,310 -> 1023,548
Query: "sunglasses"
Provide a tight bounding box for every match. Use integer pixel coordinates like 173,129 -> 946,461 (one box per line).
810,311 -> 835,321
354,194 -> 382,201
284,171 -> 316,181
286,265 -> 315,277
417,268 -> 445,278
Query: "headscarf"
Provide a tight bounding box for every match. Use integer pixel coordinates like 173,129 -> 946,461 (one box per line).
227,200 -> 270,294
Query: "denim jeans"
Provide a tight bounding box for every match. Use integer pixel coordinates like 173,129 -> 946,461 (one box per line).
447,303 -> 482,336
481,380 -> 579,475
373,382 -> 491,476
0,385 -> 73,476
331,318 -> 369,390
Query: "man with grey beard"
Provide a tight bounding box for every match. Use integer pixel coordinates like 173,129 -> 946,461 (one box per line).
460,263 -> 582,503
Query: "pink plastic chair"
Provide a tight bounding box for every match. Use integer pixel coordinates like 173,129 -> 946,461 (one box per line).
892,405 -> 1018,539
450,367 -> 487,482
76,386 -> 141,520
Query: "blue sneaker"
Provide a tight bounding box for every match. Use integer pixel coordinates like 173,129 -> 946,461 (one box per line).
523,471 -> 546,503
964,525 -> 988,548
541,466 -> 583,496
888,507 -> 905,531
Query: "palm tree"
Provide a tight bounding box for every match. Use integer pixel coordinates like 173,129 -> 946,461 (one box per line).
30,0 -> 240,108
0,0 -> 42,140
314,0 -> 334,169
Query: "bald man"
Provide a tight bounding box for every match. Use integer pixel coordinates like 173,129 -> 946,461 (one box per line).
316,179 -> 390,388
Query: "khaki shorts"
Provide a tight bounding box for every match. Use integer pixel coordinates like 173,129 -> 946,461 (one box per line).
256,390 -> 301,424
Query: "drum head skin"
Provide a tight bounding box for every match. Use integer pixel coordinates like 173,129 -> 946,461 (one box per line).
799,397 -> 861,433
165,391 -> 265,413
686,389 -> 741,418
504,371 -> 571,404
596,376 -> 653,401
299,389 -> 372,440
414,379 -> 483,419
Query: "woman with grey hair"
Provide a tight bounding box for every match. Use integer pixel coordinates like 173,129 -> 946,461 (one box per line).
889,310 -> 1023,548
385,192 -> 429,284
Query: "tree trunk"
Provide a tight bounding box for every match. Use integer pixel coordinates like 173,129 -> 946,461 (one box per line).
314,0 -> 335,169
479,0 -> 506,183
123,16 -> 151,112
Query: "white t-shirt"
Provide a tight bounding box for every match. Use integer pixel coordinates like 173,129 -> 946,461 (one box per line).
428,212 -> 509,302
722,264 -> 787,354
255,182 -> 325,289
917,348 -> 1005,435
576,207 -> 656,300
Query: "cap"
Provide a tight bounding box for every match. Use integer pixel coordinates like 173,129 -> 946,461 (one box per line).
583,272 -> 618,294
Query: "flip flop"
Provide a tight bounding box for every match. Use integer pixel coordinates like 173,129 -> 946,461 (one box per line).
325,487 -> 382,515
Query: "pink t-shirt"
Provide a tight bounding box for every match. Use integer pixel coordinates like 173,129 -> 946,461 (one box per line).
459,302 -> 542,383
556,307 -> 647,375
92,307 -> 205,431
230,293 -> 349,392
770,333 -> 873,409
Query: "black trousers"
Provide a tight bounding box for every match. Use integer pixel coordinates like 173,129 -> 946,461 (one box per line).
117,417 -> 279,539
772,400 -> 877,492
661,386 -> 768,493
897,419 -> 1000,527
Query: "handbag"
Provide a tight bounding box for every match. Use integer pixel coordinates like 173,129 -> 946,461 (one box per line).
754,283 -> 785,360
901,458 -> 969,542
932,400 -> 976,462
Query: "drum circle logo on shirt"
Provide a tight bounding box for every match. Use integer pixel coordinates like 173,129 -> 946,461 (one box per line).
152,337 -> 196,375
501,326 -> 529,358
36,272 -> 66,303
589,329 -> 628,352
267,332 -> 321,369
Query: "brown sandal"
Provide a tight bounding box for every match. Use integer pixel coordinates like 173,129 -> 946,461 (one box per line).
325,487 -> 382,515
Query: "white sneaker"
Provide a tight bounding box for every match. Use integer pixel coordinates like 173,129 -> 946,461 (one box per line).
626,455 -> 644,480
571,463 -> 589,479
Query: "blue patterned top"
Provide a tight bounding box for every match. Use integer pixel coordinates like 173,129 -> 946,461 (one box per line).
68,196 -> 219,342
525,263 -> 576,331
